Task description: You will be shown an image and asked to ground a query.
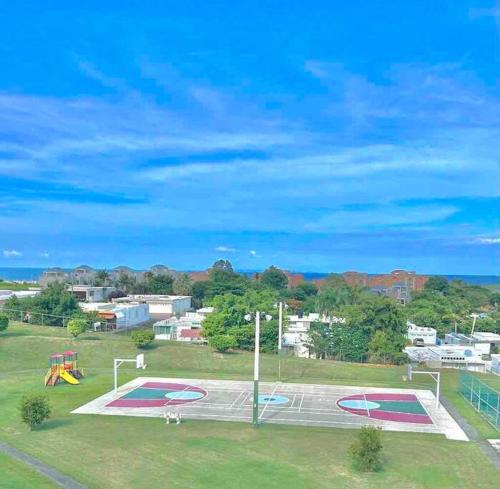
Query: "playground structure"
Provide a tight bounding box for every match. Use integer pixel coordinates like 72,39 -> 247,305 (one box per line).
45,351 -> 84,386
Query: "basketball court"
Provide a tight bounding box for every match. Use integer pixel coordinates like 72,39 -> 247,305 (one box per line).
72,377 -> 468,441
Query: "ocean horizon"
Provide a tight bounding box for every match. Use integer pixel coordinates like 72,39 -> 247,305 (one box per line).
0,267 -> 498,286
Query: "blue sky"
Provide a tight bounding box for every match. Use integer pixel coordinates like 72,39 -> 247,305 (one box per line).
0,1 -> 499,274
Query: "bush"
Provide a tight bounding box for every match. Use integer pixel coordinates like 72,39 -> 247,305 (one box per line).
20,394 -> 51,431
0,313 -> 8,332
67,318 -> 87,338
209,334 -> 237,353
131,330 -> 154,349
349,426 -> 383,471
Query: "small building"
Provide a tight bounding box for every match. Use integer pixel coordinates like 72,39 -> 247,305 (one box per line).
113,295 -> 192,318
68,285 -> 116,302
491,354 -> 500,376
71,265 -> 96,285
80,302 -> 149,329
407,322 -> 437,346
153,308 -> 210,342
282,313 -> 345,358
39,268 -> 68,286
405,345 -> 486,371
445,332 -> 500,356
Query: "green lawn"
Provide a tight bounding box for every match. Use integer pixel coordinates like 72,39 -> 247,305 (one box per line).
0,281 -> 34,291
0,322 -> 499,488
0,451 -> 57,489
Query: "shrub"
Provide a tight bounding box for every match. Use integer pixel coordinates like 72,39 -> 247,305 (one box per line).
0,313 -> 8,332
209,334 -> 237,353
67,318 -> 87,338
131,330 -> 154,349
20,394 -> 51,431
349,426 -> 383,472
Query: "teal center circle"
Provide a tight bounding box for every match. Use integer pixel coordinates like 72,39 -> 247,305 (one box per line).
258,394 -> 289,405
338,399 -> 380,410
165,390 -> 205,400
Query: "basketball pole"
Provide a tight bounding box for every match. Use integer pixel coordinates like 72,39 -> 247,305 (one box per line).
253,312 -> 260,427
278,301 -> 283,382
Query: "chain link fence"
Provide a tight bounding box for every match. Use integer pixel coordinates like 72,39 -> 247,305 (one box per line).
458,370 -> 500,429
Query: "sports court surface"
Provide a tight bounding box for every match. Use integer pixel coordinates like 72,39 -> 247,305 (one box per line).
72,377 -> 468,441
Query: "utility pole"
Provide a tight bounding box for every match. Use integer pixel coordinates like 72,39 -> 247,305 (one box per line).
253,312 -> 260,427
278,301 -> 283,382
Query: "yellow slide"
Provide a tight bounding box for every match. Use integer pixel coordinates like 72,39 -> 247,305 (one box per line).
59,370 -> 80,385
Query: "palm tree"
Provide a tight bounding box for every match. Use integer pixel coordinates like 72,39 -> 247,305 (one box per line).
442,312 -> 462,334
95,269 -> 110,286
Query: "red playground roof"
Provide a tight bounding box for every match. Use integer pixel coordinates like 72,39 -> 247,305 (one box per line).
63,350 -> 76,355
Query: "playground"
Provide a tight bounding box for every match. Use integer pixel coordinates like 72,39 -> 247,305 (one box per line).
73,377 -> 468,440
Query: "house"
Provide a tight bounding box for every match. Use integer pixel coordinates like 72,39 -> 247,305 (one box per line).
71,265 -> 96,285
445,332 -> 500,356
491,354 -> 500,376
282,313 -> 345,358
404,345 -> 486,371
407,321 -> 437,346
153,308 -> 210,342
68,285 -> 116,302
80,302 -> 149,329
113,295 -> 192,318
39,268 -> 68,286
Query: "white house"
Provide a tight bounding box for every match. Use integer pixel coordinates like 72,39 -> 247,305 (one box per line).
80,302 -> 149,329
445,332 -> 500,356
153,308 -> 210,342
405,345 -> 486,371
113,295 -> 192,317
407,321 -> 437,346
68,285 -> 116,302
490,354 -> 500,376
282,313 -> 345,358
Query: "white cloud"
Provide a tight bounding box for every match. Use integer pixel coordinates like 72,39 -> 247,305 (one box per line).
215,246 -> 237,252
40,252 -> 50,258
476,237 -> 500,245
249,250 -> 257,257
3,249 -> 21,257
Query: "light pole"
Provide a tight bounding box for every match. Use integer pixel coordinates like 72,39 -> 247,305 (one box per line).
470,313 -> 479,335
278,302 -> 283,382
253,312 -> 260,427
245,311 -> 272,427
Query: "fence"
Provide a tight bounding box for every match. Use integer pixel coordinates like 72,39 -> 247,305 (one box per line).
0,307 -> 113,332
458,370 -> 500,429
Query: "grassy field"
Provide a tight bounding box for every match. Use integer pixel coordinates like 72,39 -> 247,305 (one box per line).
0,322 -> 499,488
0,451 -> 58,489
0,281 -> 34,291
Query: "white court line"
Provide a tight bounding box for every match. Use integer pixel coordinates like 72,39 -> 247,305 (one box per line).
259,383 -> 278,420
229,391 -> 245,408
237,391 -> 251,408
298,392 -> 305,412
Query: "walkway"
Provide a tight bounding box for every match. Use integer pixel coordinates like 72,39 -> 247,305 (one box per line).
0,440 -> 87,489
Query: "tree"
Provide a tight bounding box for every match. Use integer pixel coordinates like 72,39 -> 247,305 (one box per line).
212,259 -> 234,272
424,276 -> 450,294
173,273 -> 193,295
3,283 -> 79,326
0,313 -> 8,332
94,269 -> 110,286
260,266 -> 288,290
131,330 -> 154,349
209,334 -> 237,353
67,318 -> 87,338
368,330 -> 407,365
315,287 -> 352,324
20,394 -> 51,431
349,426 -> 383,472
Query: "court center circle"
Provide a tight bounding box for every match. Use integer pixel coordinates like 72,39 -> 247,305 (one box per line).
258,394 -> 290,405
165,390 -> 205,401
338,399 -> 380,410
